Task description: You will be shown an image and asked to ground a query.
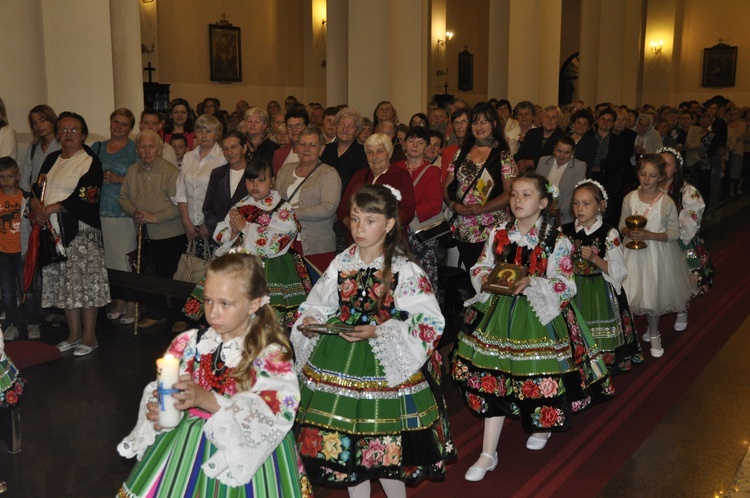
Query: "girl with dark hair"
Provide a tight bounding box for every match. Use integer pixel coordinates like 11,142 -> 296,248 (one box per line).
443,102 -> 517,269
452,172 -> 613,481
658,147 -> 714,316
185,158 -> 311,329
292,184 -> 454,497
119,253 -> 312,497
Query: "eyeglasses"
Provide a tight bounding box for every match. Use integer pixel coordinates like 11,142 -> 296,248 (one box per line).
288,123 -> 306,130
59,127 -> 81,135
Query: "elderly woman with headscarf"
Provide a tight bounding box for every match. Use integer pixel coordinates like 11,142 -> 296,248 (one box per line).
31,112 -> 109,356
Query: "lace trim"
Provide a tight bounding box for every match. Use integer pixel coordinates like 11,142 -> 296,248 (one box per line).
290,310 -> 325,370
202,394 -> 287,486
369,320 -> 424,387
196,328 -> 245,368
337,245 -> 408,273
117,381 -> 163,460
524,277 -> 560,326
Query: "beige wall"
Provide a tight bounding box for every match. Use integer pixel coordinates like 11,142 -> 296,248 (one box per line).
155,0 -> 313,111
669,0 -> 750,105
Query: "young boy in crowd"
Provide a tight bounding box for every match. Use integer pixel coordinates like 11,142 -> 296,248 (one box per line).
0,157 -> 39,340
169,133 -> 188,168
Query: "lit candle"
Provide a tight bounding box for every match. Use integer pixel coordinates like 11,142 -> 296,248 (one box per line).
156,354 -> 181,428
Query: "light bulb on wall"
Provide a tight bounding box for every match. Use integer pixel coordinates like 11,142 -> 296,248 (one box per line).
650,40 -> 663,55
438,31 -> 454,47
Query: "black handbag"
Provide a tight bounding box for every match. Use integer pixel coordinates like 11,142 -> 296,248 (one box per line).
39,220 -> 66,267
409,165 -> 452,243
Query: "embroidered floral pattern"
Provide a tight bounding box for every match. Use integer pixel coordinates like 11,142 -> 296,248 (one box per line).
78,185 -> 100,204
531,406 -> 565,428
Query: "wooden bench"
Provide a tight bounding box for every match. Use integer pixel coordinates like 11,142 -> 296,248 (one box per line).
107,269 -> 195,311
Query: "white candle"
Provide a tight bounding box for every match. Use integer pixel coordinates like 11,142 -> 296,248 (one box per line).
156,354 -> 181,428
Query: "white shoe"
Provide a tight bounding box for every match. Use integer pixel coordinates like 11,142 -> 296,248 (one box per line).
2,325 -> 19,341
674,312 -> 688,331
464,452 -> 498,481
27,324 -> 41,340
526,433 -> 551,450
649,331 -> 664,357
642,328 -> 651,343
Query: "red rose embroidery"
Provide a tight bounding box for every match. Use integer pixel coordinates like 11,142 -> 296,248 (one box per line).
538,406 -> 559,428
299,428 -> 323,457
260,390 -> 281,414
480,375 -> 497,393
521,380 -> 541,399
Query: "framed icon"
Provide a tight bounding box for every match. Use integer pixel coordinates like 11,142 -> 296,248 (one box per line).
702,44 -> 737,88
481,263 -> 528,295
209,24 -> 242,82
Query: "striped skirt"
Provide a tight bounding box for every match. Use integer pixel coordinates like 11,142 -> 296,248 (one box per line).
118,411 -> 312,497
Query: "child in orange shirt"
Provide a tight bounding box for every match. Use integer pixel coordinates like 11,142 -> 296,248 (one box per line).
0,157 -> 39,341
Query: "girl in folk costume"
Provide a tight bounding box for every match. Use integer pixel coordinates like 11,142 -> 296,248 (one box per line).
118,254 -> 312,497
658,147 -> 715,327
452,172 -> 613,482
561,180 -> 644,373
619,153 -> 696,358
183,158 -> 310,329
291,184 -> 454,498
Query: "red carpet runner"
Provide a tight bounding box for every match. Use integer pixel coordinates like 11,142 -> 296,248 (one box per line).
316,214 -> 749,498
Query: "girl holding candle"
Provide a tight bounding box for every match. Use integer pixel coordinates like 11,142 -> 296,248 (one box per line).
291,184 -> 453,498
451,172 -> 613,481
619,154 -> 696,358
561,180 -> 644,373
118,253 -> 312,497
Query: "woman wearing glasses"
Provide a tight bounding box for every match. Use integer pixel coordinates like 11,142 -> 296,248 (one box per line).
30,112 -> 109,356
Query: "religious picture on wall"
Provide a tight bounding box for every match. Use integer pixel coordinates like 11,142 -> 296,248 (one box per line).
702,44 -> 737,88
209,24 -> 242,82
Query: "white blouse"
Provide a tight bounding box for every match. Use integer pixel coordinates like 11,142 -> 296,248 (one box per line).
172,142 -> 227,226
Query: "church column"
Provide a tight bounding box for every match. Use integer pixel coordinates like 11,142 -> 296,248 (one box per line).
641,0 -> 676,106
578,0 -> 601,108
40,0 -> 117,136
487,0 -> 510,100
507,0 -> 562,106
110,0 -> 144,118
388,0 -> 428,120
347,1 -> 389,116
326,0 -> 349,106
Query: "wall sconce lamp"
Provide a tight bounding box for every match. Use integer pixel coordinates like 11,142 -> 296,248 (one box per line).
650,40 -> 663,55
141,0 -> 155,4
437,31 -> 454,47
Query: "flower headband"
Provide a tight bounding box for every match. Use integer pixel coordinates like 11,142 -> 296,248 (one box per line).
546,183 -> 560,200
574,179 -> 609,201
656,146 -> 684,168
384,184 -> 402,201
259,295 -> 270,307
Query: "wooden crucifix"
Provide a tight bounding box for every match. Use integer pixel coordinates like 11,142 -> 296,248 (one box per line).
143,62 -> 156,83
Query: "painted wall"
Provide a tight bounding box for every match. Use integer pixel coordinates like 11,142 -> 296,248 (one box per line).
153,0 -> 317,111
668,0 -> 750,105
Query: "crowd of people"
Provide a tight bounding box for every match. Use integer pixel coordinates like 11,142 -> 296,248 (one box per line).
0,92 -> 735,496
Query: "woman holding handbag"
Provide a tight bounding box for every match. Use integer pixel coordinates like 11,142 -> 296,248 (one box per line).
443,102 -> 517,269
394,126 -> 444,290
31,112 -> 110,356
